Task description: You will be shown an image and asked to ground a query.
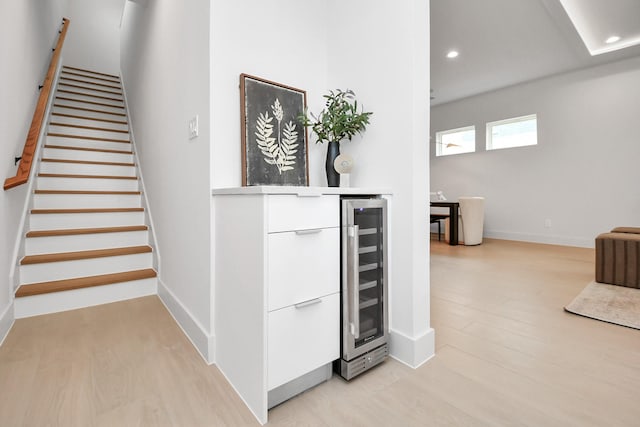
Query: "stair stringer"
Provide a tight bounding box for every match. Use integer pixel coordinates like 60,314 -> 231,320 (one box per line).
119,73 -> 161,275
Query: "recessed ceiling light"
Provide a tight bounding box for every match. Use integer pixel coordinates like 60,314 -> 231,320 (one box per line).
446,50 -> 459,59
606,36 -> 621,44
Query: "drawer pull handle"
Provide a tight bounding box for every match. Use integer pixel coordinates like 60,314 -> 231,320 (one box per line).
295,228 -> 323,235
294,298 -> 322,309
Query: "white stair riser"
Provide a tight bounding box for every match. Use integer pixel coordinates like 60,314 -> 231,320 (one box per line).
52,105 -> 127,122
57,84 -> 123,99
49,114 -> 128,132
42,147 -> 133,164
58,79 -> 122,94
25,230 -> 149,255
33,193 -> 141,209
36,176 -> 139,192
45,136 -> 132,153
39,161 -> 136,176
14,277 -> 156,319
47,125 -> 130,141
56,93 -> 124,108
29,211 -> 145,230
54,98 -> 125,115
20,252 -> 153,283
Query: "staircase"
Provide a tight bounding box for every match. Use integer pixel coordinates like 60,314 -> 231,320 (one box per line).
14,65 -> 157,318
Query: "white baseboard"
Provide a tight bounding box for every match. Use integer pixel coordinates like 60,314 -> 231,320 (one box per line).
389,327 -> 435,369
157,278 -> 215,364
485,230 -> 593,248
0,301 -> 15,347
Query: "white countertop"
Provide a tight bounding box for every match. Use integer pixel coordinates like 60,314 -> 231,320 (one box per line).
211,185 -> 392,196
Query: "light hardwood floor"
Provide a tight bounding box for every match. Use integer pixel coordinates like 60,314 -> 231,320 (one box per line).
1,238 -> 639,426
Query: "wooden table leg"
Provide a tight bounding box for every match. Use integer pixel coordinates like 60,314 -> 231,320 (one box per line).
449,205 -> 459,245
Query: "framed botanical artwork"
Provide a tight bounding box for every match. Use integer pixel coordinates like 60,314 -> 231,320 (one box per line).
240,74 -> 309,186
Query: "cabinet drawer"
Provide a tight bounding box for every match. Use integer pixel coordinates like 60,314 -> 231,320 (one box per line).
267,195 -> 339,232
268,227 -> 339,311
267,292 -> 339,390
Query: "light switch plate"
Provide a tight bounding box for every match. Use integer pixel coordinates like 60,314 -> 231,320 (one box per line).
188,115 -> 199,139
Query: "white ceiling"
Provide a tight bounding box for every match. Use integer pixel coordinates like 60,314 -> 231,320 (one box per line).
430,0 -> 640,105
559,0 -> 640,55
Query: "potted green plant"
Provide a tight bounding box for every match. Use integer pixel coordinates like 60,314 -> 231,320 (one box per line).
300,89 -> 372,187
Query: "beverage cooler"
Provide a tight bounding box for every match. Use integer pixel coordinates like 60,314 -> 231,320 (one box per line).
337,197 -> 389,380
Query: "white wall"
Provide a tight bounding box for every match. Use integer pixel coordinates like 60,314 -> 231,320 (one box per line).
120,0 -> 213,360
210,0 -> 329,189
326,0 -> 433,366
64,0 -> 122,74
0,0 -> 68,342
431,56 -> 640,247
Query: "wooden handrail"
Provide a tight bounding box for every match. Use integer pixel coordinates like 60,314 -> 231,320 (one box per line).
4,18 -> 70,190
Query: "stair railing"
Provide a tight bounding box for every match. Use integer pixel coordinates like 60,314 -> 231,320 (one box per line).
4,18 -> 70,191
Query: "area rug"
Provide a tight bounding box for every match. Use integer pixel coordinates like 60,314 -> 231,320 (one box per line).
564,281 -> 640,330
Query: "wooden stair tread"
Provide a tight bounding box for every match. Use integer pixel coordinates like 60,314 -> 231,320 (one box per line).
51,112 -> 127,125
53,103 -> 126,117
47,133 -> 131,143
49,122 -> 129,134
62,66 -> 120,80
60,71 -> 121,85
34,189 -> 141,195
31,208 -> 144,214
21,245 -> 152,265
57,89 -> 123,103
26,225 -> 148,238
41,158 -> 134,167
15,268 -> 156,297
56,96 -> 125,110
48,133 -> 130,144
59,76 -> 121,91
44,143 -> 132,154
38,173 -> 137,180
58,82 -> 122,96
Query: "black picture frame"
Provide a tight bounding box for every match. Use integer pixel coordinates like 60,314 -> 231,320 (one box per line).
240,74 -> 309,186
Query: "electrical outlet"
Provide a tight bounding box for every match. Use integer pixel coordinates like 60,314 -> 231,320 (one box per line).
544,219 -> 552,228
188,115 -> 199,140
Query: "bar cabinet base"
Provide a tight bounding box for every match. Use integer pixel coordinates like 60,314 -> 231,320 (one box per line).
336,343 -> 389,381
268,363 -> 333,409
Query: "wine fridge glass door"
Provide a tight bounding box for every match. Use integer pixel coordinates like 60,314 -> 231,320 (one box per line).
342,198 -> 388,361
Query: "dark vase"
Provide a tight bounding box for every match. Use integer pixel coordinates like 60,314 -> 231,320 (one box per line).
325,141 -> 340,187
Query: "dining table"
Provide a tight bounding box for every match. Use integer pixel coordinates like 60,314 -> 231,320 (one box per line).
430,201 -> 459,246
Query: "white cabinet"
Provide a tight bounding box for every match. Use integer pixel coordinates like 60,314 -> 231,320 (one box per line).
266,195 -> 340,390
213,192 -> 340,425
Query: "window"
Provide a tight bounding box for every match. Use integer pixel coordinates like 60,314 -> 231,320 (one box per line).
486,114 -> 537,150
435,125 -> 475,156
